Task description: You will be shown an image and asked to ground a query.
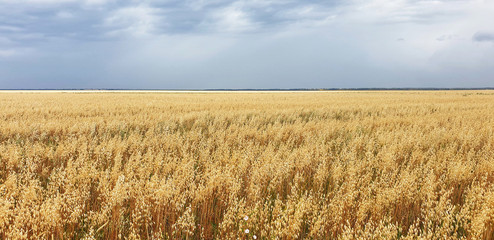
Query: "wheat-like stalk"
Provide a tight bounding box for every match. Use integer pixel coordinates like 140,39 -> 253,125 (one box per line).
0,91 -> 493,239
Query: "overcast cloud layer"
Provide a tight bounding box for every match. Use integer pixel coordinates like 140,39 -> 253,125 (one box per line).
0,0 -> 493,89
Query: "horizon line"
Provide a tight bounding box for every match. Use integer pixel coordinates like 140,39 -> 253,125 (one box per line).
1,87 -> 494,91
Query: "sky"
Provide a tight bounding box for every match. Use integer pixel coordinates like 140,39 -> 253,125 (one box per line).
0,0 -> 493,89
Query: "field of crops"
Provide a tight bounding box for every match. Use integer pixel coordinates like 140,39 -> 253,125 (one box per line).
1,91 -> 494,239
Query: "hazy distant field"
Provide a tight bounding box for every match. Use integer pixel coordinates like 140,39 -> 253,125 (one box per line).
1,91 -> 494,239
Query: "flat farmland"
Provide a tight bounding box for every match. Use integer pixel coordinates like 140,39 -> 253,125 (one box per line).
1,91 -> 494,239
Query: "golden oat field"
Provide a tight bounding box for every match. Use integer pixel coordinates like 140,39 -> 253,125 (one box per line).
1,91 -> 494,240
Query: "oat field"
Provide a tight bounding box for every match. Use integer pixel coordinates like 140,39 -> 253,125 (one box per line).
1,91 -> 494,239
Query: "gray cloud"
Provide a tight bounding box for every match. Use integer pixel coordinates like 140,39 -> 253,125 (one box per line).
473,32 -> 494,42
0,0 -> 343,42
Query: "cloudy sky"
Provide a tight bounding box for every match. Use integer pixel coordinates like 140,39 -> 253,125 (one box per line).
0,0 -> 493,89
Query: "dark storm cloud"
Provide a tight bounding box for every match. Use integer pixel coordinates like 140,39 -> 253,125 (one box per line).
0,0 -> 342,42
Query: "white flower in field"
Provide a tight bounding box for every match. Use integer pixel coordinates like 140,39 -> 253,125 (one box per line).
245,229 -> 249,234
253,235 -> 257,239
118,175 -> 125,183
244,216 -> 249,221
